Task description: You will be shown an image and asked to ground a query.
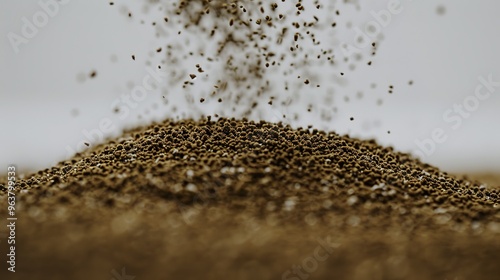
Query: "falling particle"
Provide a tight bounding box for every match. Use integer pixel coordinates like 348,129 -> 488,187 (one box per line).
131,55 -> 135,60
89,71 -> 97,78
70,109 -> 79,117
409,80 -> 414,85
109,2 -> 114,5
200,98 -> 205,103
350,117 -> 354,121
387,131 -> 391,134
190,74 -> 197,79
84,142 -> 90,147
436,5 -> 446,15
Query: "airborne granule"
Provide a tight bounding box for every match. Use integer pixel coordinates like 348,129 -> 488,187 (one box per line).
104,0 -> 391,126
437,5 -> 447,15
1,118 -> 499,280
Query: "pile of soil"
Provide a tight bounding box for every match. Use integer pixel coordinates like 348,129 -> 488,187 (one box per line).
1,118 -> 499,280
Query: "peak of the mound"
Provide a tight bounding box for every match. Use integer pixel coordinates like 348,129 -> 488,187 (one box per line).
4,118 -> 499,229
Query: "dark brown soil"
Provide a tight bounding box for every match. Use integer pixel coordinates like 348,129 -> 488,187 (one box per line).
1,118 -> 499,280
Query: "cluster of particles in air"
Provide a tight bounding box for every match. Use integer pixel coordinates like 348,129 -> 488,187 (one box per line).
104,0 -> 415,132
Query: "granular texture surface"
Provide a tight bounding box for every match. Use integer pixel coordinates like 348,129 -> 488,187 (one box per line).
1,118 -> 499,280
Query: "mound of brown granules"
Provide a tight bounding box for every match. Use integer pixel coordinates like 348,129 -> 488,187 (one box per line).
1,118 -> 500,280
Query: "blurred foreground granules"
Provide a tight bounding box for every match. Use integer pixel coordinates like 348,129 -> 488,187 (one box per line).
1,118 -> 500,280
